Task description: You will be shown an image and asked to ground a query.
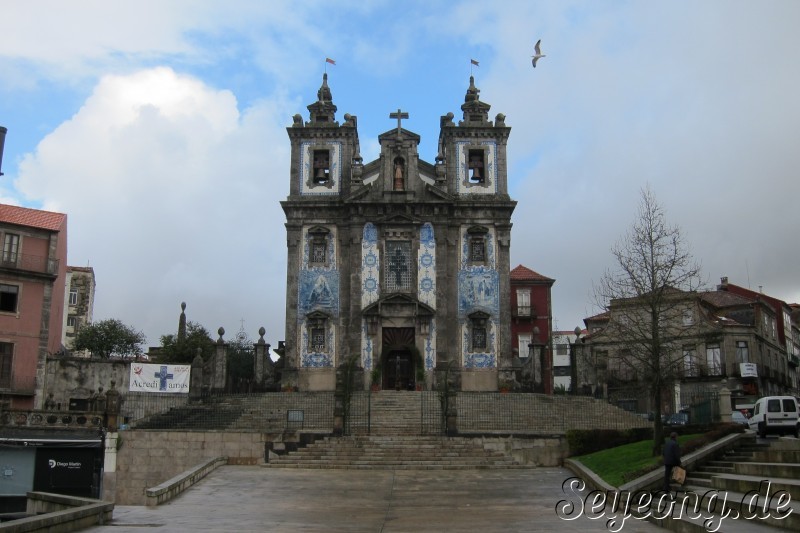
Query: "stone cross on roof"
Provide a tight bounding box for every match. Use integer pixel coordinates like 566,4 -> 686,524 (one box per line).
389,109 -> 409,135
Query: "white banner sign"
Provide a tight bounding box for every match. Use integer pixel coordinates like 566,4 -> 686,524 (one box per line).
740,363 -> 758,378
129,364 -> 191,393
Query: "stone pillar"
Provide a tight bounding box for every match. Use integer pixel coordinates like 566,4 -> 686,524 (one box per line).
190,349 -> 204,400
333,365 -> 346,436
719,387 -> 732,423
105,380 -> 120,431
102,432 -> 119,502
94,387 -> 106,413
213,327 -> 227,392
253,327 -> 272,388
446,398 -> 458,436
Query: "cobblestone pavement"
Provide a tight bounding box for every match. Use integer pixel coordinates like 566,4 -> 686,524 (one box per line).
85,466 -> 663,532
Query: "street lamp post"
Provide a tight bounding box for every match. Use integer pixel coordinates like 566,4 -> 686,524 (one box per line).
569,326 -> 581,395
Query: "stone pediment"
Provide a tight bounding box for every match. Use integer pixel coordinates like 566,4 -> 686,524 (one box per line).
375,212 -> 421,226
363,293 -> 434,319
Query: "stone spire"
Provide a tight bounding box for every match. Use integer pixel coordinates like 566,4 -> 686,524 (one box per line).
307,73 -> 338,124
460,76 -> 491,125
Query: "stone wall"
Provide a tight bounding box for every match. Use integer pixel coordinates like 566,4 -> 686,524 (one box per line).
113,430 -> 269,505
44,356 -> 132,410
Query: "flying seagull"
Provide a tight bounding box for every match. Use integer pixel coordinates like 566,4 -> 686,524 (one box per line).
531,39 -> 545,68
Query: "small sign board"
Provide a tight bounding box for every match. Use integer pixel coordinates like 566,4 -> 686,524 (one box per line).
740,363 -> 758,378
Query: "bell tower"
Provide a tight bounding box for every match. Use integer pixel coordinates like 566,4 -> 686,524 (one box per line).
282,73 -> 362,390
434,75 -> 516,390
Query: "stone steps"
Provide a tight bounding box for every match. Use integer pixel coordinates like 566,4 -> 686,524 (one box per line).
676,436 -> 800,532
128,391 -> 653,434
265,435 -> 527,470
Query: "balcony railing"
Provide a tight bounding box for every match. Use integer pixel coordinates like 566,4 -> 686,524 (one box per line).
0,252 -> 59,275
512,305 -> 534,318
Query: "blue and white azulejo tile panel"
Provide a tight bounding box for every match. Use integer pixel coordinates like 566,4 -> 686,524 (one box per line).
417,223 -> 436,309
361,223 -> 380,308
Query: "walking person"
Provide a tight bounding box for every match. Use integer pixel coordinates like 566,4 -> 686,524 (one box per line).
662,431 -> 681,494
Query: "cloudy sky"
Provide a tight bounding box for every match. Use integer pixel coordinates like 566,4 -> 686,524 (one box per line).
1,1 -> 798,348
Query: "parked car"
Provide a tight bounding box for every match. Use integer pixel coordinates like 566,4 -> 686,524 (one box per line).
663,412 -> 689,426
731,411 -> 749,426
748,396 -> 799,438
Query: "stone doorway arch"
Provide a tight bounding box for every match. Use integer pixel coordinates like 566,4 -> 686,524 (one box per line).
382,327 -> 416,390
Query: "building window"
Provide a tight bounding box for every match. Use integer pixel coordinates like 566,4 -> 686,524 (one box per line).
682,309 -> 694,326
308,227 -> 330,267
2,234 -> 19,264
312,149 -> 330,185
69,289 -> 78,306
735,341 -> 749,364
0,284 -> 19,313
385,241 -> 412,292
555,343 -> 568,356
470,239 -> 485,262
518,334 -> 531,358
67,317 -> 77,328
683,346 -> 697,377
311,327 -> 326,352
473,327 -> 487,351
467,149 -> 485,184
0,342 -> 12,388
469,312 -> 490,352
311,242 -> 327,264
706,344 -> 722,375
466,227 -> 488,265
516,289 -> 531,316
307,315 -> 328,352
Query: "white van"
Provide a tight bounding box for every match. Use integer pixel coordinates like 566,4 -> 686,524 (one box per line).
748,396 -> 799,438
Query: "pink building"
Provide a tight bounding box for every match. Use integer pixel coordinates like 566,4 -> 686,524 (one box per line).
510,265 -> 554,393
0,204 -> 67,409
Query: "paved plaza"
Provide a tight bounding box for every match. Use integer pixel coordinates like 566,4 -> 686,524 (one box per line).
85,466 -> 663,532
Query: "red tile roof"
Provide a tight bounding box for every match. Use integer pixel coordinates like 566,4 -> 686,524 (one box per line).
0,204 -> 66,232
510,264 -> 554,282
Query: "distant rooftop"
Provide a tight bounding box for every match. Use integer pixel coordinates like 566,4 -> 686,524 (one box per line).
0,203 -> 66,232
510,264 -> 554,282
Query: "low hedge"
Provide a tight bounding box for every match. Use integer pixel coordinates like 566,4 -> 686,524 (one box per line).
566,427 -> 653,456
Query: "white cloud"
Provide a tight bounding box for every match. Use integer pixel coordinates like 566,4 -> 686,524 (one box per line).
15,67 -> 292,345
4,0 -> 800,347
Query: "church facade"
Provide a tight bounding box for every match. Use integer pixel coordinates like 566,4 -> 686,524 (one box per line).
281,74 -> 516,391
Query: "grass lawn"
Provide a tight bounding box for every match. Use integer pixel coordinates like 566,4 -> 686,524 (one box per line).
576,434 -> 699,487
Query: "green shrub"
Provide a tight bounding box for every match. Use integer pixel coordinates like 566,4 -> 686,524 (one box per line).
566,427 -> 652,456
621,424 -> 745,482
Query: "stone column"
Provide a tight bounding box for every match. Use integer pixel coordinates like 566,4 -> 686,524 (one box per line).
253,327 -> 271,388
213,328 -> 227,392
719,387 -> 732,423
190,349 -> 204,401
102,432 -> 119,502
105,380 -> 120,431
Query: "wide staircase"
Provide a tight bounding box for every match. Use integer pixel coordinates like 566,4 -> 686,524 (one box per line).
359,391 -> 437,435
263,435 -> 525,470
661,436 -> 800,532
129,390 -> 651,435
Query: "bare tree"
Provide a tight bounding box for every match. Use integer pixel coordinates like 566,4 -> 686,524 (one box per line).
594,186 -> 704,455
